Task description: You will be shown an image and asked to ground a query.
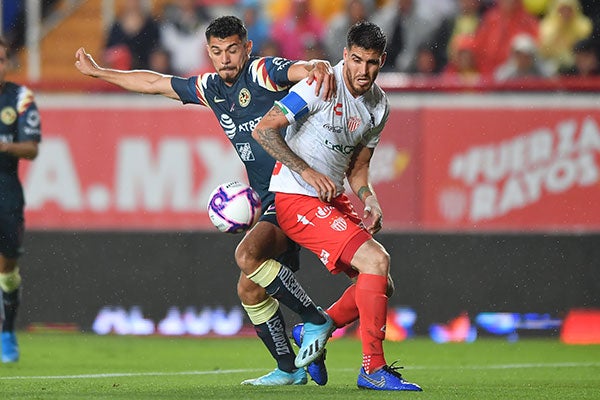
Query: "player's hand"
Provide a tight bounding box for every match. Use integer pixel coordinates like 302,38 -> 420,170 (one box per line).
301,168 -> 337,203
363,195 -> 383,234
74,47 -> 101,77
306,60 -> 336,101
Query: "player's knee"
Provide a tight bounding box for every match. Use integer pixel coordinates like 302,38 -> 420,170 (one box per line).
0,256 -> 18,274
234,240 -> 260,275
237,276 -> 268,305
367,248 -> 390,277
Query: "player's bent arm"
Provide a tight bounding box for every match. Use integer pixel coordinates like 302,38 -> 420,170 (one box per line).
346,145 -> 374,201
287,60 -> 335,100
252,106 -> 309,174
0,141 -> 39,160
74,47 -> 179,100
346,145 -> 383,233
253,106 -> 337,201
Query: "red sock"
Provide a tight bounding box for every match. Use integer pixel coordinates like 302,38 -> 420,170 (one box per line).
355,273 -> 388,373
326,284 -> 358,328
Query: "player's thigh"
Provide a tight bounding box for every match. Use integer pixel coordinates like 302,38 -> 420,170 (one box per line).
235,220 -> 290,264
276,193 -> 366,274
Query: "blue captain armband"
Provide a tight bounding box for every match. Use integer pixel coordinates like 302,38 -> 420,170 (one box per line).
275,91 -> 309,122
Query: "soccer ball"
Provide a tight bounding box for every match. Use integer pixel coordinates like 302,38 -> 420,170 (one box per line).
207,181 -> 262,233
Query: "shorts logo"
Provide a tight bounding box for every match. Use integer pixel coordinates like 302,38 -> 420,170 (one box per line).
315,206 -> 334,219
319,249 -> 330,265
239,88 -> 251,107
1,107 -> 17,125
264,204 -> 276,215
297,214 -> 315,226
330,217 -> 347,232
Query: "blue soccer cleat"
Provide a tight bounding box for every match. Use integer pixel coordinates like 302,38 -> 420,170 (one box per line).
1,332 -> 19,363
240,367 -> 307,385
357,363 -> 422,391
295,308 -> 334,368
292,323 -> 328,385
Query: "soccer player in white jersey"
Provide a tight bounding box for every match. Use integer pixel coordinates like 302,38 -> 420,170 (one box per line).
252,21 -> 422,391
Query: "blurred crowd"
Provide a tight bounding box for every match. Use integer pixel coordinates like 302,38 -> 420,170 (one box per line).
4,0 -> 600,81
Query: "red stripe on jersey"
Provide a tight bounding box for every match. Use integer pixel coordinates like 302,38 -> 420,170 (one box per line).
194,75 -> 209,107
257,58 -> 277,89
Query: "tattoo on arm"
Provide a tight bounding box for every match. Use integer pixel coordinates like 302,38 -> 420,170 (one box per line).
357,186 -> 373,202
254,107 -> 310,175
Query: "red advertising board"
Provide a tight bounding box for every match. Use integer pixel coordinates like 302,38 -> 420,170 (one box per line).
22,98 -> 600,232
21,103 -> 419,231
420,108 -> 600,231
22,106 -> 245,230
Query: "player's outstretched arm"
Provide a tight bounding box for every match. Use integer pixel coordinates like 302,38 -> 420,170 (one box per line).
74,47 -> 179,100
287,60 -> 336,101
252,105 -> 337,203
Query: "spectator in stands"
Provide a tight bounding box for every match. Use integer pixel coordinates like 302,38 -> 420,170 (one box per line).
258,38 -> 281,57
579,0 -> 600,61
148,46 -> 173,75
560,37 -> 600,75
494,33 -> 554,81
269,0 -> 326,60
373,0 -> 441,72
160,0 -> 212,75
442,34 -> 481,84
539,0 -> 593,74
430,0 -> 483,72
302,37 -> 328,61
240,0 -> 271,55
408,43 -> 440,75
266,0 -> 355,24
522,0 -> 552,16
324,0 -> 371,61
473,0 -> 540,77
104,0 -> 161,71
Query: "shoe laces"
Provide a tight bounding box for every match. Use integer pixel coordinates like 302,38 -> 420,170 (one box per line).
382,361 -> 405,379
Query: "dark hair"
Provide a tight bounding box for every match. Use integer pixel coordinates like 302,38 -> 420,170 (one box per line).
347,21 -> 386,54
205,16 -> 248,42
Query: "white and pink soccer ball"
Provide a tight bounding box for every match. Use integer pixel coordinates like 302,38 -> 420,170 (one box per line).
207,181 -> 261,233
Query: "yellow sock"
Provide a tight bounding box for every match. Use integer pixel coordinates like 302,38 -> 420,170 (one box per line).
0,267 -> 22,293
242,297 -> 280,325
247,259 -> 281,288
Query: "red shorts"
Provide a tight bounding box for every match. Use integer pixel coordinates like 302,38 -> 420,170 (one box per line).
275,192 -> 372,277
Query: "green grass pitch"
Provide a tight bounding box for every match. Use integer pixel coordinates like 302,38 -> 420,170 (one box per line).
1,332 -> 599,399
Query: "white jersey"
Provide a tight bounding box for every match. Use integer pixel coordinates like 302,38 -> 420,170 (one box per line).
269,61 -> 389,197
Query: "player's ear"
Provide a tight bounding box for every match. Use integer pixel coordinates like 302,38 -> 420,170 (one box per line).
246,40 -> 253,56
380,52 -> 387,68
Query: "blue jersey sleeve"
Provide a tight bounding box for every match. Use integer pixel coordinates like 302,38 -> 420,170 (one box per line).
17,87 -> 41,142
171,75 -> 213,107
248,57 -> 295,91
